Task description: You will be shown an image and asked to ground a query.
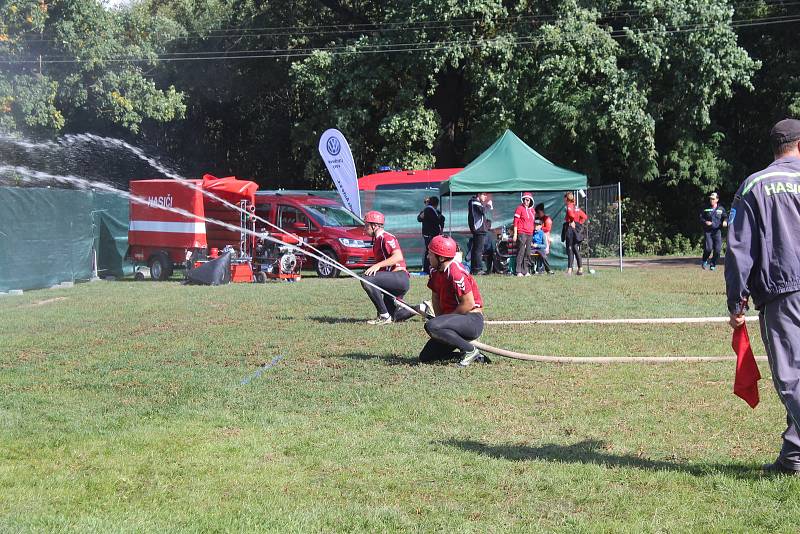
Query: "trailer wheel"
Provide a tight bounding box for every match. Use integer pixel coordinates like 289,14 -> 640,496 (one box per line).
254,271 -> 267,283
148,252 -> 173,281
315,249 -> 340,278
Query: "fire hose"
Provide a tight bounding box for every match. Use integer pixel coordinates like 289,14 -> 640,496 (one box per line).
161,178 -> 760,365
33,170 -> 750,366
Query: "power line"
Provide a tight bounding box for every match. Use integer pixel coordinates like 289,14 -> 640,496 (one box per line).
12,1 -> 800,43
2,14 -> 798,64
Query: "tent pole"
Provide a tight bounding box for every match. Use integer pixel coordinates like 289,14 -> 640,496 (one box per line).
448,192 -> 452,236
585,186 -> 590,273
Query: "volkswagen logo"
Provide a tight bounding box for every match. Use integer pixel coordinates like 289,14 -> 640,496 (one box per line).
326,136 -> 341,156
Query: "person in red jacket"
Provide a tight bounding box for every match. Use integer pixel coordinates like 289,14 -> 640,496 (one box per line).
360,210 -> 410,324
420,235 -> 489,367
534,203 -> 553,238
563,192 -> 588,275
513,192 -> 536,276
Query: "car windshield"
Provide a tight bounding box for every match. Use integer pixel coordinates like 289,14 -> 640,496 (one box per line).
306,204 -> 364,227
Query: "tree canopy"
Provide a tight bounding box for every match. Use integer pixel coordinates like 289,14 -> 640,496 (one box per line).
1,0 -> 797,204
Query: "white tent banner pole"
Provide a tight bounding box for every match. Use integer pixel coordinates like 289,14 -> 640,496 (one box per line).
318,128 -> 361,217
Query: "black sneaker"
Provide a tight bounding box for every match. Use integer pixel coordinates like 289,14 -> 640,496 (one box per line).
761,461 -> 800,476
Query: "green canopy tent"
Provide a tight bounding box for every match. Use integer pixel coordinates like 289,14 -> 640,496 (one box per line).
439,129 -> 587,195
439,129 -> 588,271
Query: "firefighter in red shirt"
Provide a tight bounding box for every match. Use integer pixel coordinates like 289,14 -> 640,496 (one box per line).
360,210 -> 411,324
420,235 -> 489,366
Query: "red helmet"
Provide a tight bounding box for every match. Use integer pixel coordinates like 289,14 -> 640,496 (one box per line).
363,210 -> 385,225
428,235 -> 457,258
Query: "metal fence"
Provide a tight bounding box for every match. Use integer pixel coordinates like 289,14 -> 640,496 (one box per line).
584,183 -> 623,271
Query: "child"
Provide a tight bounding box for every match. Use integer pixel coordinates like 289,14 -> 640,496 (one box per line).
531,219 -> 554,274
420,235 -> 489,367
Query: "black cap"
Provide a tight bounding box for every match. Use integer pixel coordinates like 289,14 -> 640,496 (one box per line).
534,219 -> 543,225
770,119 -> 800,145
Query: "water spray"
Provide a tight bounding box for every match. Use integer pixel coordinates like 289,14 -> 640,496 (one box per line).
0,164 -> 412,312
0,133 -> 410,308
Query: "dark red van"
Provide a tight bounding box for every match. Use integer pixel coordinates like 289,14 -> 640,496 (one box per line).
254,192 -> 375,277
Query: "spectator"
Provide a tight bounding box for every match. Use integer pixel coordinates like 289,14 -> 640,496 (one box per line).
513,192 -> 536,276
534,203 -> 553,239
562,192 -> 588,275
700,192 -> 728,270
417,196 -> 445,274
467,192 -> 492,274
531,219 -> 554,274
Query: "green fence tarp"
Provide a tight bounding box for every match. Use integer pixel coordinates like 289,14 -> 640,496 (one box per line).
440,130 -> 587,194
0,184 -> 570,293
91,191 -> 132,278
0,187 -> 130,292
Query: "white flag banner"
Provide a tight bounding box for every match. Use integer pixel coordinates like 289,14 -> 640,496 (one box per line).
318,128 -> 362,217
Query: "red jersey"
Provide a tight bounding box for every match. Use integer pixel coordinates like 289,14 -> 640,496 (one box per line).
565,203 -> 588,224
372,230 -> 407,272
427,261 -> 483,315
541,215 -> 553,235
513,204 -> 536,235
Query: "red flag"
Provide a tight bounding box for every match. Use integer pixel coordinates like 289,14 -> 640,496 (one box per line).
732,324 -> 761,408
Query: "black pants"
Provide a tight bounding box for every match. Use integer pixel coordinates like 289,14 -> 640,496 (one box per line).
566,228 -> 582,269
702,230 -> 722,265
470,232 -> 486,274
422,234 -> 435,274
515,233 -> 533,275
532,251 -> 552,273
361,271 -> 410,317
419,312 -> 484,362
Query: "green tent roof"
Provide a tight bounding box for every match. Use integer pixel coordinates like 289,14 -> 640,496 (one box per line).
439,130 -> 587,194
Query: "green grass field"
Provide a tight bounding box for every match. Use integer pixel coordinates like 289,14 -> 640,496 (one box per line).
3,265 -> 799,532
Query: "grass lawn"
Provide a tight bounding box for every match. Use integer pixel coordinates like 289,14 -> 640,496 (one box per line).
2,264 -> 799,532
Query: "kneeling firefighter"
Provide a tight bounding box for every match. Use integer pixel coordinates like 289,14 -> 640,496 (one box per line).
420,235 -> 489,367
360,210 -> 414,324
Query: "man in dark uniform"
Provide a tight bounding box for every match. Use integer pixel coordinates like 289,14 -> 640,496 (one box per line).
467,192 -> 492,274
726,118 -> 800,476
417,196 -> 445,274
700,192 -> 728,270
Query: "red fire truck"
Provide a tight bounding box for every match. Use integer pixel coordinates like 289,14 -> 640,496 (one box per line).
128,175 -> 299,282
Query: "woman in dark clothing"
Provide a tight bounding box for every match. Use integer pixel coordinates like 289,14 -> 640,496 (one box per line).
562,192 -> 587,275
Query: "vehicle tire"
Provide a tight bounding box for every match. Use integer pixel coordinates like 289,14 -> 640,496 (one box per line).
254,271 -> 268,283
315,249 -> 340,278
148,252 -> 173,281
134,270 -> 145,281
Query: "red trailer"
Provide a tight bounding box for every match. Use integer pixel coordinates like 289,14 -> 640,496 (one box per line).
128,175 -> 260,281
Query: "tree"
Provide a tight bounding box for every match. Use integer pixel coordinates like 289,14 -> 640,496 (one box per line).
0,0 -> 185,137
